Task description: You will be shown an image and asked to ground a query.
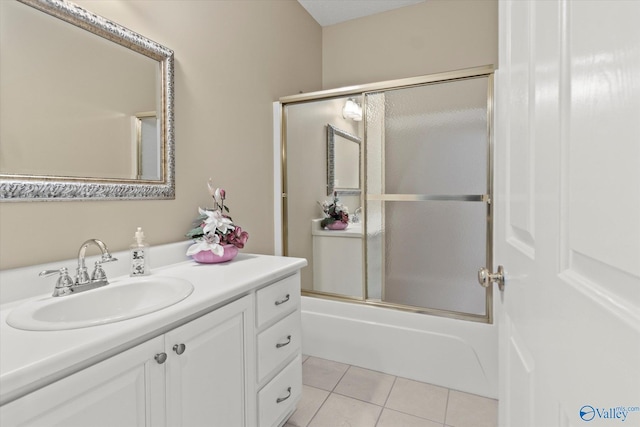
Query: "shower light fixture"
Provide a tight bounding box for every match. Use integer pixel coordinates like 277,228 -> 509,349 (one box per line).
342,98 -> 362,121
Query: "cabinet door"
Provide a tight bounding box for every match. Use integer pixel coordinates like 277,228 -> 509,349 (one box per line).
165,295 -> 252,427
0,336 -> 165,427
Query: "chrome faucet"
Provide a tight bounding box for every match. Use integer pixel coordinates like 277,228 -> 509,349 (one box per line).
40,239 -> 118,297
76,239 -> 118,288
352,207 -> 362,223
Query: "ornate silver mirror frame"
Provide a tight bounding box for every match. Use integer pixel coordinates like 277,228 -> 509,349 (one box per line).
326,124 -> 361,196
0,0 -> 175,201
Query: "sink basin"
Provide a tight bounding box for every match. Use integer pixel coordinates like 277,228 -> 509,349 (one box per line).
7,276 -> 194,331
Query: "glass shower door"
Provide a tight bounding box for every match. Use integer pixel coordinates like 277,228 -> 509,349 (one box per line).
365,76 -> 492,319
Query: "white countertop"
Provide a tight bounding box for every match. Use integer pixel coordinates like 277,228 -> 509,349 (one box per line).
0,252 -> 306,405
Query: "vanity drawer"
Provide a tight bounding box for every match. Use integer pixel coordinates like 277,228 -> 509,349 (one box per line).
257,310 -> 301,383
256,274 -> 300,328
258,355 -> 302,427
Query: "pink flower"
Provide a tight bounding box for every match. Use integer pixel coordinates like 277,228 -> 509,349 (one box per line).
226,226 -> 249,249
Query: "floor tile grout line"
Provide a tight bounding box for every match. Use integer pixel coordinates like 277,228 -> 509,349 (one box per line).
300,356 -> 497,427
374,374 -> 398,427
381,406 -> 451,426
381,375 -> 398,408
373,399 -> 384,427
326,384 -> 448,426
330,363 -> 352,393
443,388 -> 451,426
302,386 -> 332,427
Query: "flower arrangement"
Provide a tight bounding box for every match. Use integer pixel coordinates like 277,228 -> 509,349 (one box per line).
186,180 -> 249,258
319,191 -> 349,228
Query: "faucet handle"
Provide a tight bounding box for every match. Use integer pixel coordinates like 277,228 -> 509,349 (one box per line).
39,269 -> 63,278
40,267 -> 74,297
91,261 -> 108,282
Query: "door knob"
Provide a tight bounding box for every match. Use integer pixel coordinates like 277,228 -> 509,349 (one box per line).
173,343 -> 186,355
155,352 -> 168,364
478,265 -> 505,291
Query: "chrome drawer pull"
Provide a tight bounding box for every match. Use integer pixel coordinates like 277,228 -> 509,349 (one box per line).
276,387 -> 292,403
154,353 -> 167,364
276,335 -> 292,348
274,294 -> 290,306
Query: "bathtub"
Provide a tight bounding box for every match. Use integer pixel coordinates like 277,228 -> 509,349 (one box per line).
301,296 -> 498,398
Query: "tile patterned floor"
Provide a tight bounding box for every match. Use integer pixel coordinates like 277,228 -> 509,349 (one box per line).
285,356 -> 498,427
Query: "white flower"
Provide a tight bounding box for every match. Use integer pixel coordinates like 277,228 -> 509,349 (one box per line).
186,233 -> 224,256
199,207 -> 235,234
187,234 -> 224,256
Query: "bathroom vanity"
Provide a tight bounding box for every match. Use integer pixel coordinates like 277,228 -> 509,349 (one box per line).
311,218 -> 363,297
0,246 -> 306,427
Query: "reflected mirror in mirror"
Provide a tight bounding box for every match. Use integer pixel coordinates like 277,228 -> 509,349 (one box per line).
134,112 -> 161,180
0,0 -> 174,200
327,124 -> 361,196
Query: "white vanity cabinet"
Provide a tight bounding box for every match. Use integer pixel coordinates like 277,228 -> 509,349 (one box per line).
165,294 -> 252,427
0,254 -> 306,427
0,336 -> 166,427
0,295 -> 252,427
255,274 -> 302,427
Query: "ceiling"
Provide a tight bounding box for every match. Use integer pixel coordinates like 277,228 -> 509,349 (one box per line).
297,0 -> 426,27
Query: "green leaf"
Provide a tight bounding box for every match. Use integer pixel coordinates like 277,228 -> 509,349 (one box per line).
185,226 -> 204,238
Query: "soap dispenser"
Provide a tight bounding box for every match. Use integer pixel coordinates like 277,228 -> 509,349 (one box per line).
130,227 -> 150,276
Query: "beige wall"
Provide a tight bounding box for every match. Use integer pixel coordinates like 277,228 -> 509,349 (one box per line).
322,0 -> 498,89
0,0 -> 322,269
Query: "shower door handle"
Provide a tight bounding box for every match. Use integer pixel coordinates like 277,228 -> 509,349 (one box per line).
478,265 -> 505,291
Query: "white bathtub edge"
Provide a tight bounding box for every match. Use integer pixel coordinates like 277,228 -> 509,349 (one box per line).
301,296 -> 498,399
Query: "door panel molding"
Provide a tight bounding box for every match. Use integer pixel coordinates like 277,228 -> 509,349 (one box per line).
505,0 -> 536,259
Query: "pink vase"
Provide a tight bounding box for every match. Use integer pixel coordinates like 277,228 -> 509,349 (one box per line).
192,244 -> 239,264
325,221 -> 348,230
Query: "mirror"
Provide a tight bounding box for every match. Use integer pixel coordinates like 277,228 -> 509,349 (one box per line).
326,124 -> 361,196
0,0 -> 175,200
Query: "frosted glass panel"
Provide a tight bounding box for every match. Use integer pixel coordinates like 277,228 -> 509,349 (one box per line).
383,201 -> 487,315
365,75 -> 491,319
365,199 -> 383,300
382,77 -> 488,195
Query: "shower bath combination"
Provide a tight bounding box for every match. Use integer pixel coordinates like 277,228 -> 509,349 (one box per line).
278,66 -> 498,398
281,66 -> 495,323
274,66 -> 498,398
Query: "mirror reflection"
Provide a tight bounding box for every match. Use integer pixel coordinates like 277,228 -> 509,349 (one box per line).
0,0 -> 159,180
327,124 -> 361,196
134,113 -> 161,180
0,0 -> 174,200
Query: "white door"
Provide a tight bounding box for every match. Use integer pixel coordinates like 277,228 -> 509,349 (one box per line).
496,1 -> 640,426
